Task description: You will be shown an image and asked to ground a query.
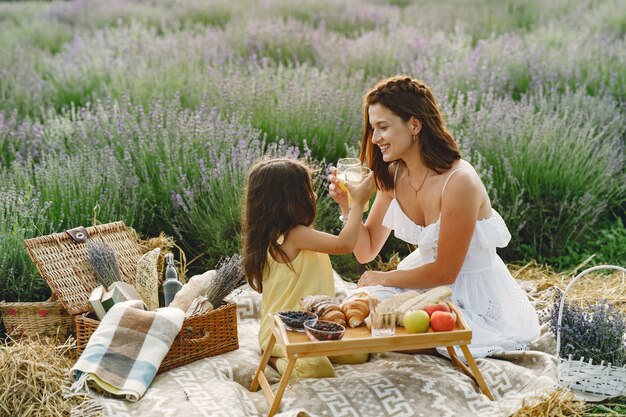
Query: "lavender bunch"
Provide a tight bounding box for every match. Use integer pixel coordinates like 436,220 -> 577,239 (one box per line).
87,239 -> 123,288
204,254 -> 244,307
548,292 -> 626,367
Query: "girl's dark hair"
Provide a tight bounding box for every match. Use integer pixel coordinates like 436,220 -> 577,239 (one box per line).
241,158 -> 317,293
359,75 -> 461,191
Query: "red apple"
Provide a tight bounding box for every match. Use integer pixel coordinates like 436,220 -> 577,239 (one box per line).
423,302 -> 451,317
430,311 -> 456,332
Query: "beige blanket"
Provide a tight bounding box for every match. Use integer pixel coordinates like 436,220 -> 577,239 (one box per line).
85,275 -> 559,417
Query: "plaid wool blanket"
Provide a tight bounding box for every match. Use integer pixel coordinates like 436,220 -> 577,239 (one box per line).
69,300 -> 184,401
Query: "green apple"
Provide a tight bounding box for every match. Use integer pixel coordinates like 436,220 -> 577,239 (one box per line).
403,309 -> 430,333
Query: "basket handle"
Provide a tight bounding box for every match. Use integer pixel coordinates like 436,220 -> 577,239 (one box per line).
556,264 -> 626,359
179,330 -> 211,345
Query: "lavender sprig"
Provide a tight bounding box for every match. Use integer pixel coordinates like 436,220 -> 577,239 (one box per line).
204,254 -> 244,307
548,292 -> 626,367
87,239 -> 123,288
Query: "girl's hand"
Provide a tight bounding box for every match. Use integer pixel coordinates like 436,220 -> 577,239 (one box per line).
327,167 -> 349,211
346,172 -> 375,207
357,270 -> 387,287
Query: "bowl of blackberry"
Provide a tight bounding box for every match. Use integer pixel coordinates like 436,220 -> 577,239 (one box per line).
276,310 -> 317,332
304,319 -> 345,341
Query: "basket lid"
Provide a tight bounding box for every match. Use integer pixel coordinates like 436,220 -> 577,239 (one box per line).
23,221 -> 142,315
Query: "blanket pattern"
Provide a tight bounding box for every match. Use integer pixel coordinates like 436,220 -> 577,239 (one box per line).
88,276 -> 559,416
70,300 -> 185,402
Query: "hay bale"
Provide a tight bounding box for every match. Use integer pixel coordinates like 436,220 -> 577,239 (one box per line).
511,261 -> 626,313
511,389 -> 588,417
0,337 -> 99,417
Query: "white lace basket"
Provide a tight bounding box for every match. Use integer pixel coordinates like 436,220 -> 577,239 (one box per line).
556,265 -> 626,397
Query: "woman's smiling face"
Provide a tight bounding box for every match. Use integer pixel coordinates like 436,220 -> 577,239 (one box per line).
368,103 -> 416,163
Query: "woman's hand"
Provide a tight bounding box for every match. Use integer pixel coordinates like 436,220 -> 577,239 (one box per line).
327,167 -> 349,212
357,270 -> 388,287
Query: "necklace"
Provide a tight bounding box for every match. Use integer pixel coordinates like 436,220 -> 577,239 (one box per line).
407,168 -> 430,196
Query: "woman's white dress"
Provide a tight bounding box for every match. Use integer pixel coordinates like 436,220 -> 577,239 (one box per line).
381,172 -> 540,358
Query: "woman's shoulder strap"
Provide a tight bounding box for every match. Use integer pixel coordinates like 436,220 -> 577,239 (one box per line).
441,167 -> 467,198
392,162 -> 401,198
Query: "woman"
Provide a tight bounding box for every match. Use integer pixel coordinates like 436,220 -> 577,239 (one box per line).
328,75 -> 539,357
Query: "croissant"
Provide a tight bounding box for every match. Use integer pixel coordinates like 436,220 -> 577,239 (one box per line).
300,295 -> 347,327
341,292 -> 370,328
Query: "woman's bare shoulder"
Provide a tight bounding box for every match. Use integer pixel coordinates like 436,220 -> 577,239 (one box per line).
442,160 -> 491,211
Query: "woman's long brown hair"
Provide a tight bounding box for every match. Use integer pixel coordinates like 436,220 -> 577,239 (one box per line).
241,158 -> 317,293
359,76 -> 461,191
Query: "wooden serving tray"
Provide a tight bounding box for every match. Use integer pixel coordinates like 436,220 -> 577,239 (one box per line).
250,303 -> 493,417
273,303 -> 472,358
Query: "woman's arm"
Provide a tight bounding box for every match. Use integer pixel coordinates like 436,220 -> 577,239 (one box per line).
357,170 -> 483,288
353,190 -> 393,263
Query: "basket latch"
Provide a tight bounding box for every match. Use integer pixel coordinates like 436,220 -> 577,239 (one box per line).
65,226 -> 89,243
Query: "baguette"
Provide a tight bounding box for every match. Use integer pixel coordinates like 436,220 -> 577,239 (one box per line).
169,270 -> 216,312
397,286 -> 453,326
379,290 -> 418,309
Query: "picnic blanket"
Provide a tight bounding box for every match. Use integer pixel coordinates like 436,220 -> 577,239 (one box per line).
69,300 -> 185,402
77,274 -> 560,416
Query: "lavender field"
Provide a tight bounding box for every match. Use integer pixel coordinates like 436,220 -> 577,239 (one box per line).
0,0 -> 624,301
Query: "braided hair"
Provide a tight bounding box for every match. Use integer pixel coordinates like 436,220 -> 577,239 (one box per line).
359,76 -> 460,191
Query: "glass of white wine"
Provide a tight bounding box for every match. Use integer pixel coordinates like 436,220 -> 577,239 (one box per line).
343,165 -> 371,212
335,157 -> 361,193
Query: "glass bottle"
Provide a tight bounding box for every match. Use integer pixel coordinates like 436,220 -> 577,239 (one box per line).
162,253 -> 183,307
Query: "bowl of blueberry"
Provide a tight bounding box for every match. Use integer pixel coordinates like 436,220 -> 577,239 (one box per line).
303,319 -> 345,341
276,310 -> 318,332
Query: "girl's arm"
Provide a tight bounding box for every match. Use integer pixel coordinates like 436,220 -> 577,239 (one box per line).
357,170 -> 482,288
328,168 -> 393,263
288,173 -> 375,255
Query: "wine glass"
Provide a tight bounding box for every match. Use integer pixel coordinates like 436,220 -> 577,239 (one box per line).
336,158 -> 361,193
344,165 -> 371,212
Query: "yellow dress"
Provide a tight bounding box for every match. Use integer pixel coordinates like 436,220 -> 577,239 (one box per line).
259,248 -> 335,355
259,244 -> 369,378
258,248 -> 337,378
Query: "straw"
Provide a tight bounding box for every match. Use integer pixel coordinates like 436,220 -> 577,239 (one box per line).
0,336 -> 101,417
511,261 -> 626,313
131,229 -> 188,283
511,388 -> 588,417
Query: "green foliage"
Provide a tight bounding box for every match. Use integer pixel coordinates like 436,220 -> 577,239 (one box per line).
549,217 -> 626,270
0,187 -> 55,301
0,0 -> 623,301
589,398 -> 626,415
452,88 -> 625,263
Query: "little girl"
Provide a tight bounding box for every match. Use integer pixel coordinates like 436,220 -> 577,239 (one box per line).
242,157 -> 374,378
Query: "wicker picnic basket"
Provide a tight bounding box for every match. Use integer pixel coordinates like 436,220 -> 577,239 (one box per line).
22,221 -> 239,370
0,299 -> 73,339
556,264 -> 626,397
75,302 -> 238,374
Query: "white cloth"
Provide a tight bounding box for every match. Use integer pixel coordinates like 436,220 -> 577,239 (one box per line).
382,198 -> 540,358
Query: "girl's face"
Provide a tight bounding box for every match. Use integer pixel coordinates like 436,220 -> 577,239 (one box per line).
368,103 -> 416,163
